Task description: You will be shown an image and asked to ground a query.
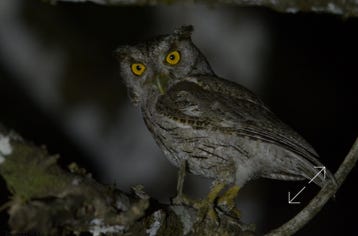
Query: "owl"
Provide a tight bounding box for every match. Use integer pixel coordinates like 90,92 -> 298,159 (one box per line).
115,26 -> 334,206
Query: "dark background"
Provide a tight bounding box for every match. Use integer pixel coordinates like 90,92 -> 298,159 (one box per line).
0,0 -> 357,235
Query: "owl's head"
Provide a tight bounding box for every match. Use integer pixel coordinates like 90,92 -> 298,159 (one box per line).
116,25 -> 214,106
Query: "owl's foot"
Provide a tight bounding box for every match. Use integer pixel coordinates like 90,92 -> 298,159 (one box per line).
217,185 -> 241,218
194,182 -> 226,223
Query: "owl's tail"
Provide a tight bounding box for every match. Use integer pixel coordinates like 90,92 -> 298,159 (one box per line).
263,153 -> 336,188
294,157 -> 336,188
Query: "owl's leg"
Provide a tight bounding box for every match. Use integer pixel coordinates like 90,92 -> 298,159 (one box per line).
172,160 -> 193,205
217,185 -> 241,218
176,159 -> 186,199
205,182 -> 226,204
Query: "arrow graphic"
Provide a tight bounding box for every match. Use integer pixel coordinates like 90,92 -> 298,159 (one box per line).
308,166 -> 326,184
288,186 -> 306,204
288,166 -> 326,204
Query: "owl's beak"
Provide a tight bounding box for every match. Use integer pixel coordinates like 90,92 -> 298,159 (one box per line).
154,74 -> 168,95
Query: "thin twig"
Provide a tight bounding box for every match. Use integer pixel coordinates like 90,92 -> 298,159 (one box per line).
266,137 -> 358,236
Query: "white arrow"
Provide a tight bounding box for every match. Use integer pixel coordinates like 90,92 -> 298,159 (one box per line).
308,166 -> 326,184
288,186 -> 306,204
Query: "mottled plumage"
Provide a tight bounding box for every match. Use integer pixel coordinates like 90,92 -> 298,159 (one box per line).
116,26 -> 334,189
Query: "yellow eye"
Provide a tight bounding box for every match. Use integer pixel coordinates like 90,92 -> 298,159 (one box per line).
166,50 -> 181,65
131,63 -> 146,76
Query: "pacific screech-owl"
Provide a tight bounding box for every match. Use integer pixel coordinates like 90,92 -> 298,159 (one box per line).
116,25 -> 334,189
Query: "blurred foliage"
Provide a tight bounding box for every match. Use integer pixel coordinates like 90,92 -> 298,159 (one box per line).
22,1 -> 159,125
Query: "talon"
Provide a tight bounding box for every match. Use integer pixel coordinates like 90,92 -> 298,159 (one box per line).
195,199 -> 219,224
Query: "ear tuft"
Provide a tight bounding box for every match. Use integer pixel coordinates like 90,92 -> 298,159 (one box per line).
114,46 -> 129,60
174,25 -> 194,39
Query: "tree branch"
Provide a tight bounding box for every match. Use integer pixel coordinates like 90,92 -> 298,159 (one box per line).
1,122 -> 357,235
0,126 -> 250,235
266,137 -> 358,236
50,0 -> 358,17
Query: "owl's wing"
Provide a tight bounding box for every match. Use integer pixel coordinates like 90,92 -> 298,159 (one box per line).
156,76 -> 320,165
